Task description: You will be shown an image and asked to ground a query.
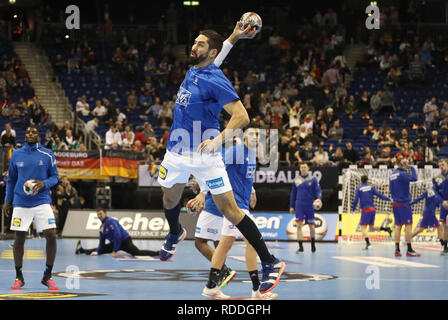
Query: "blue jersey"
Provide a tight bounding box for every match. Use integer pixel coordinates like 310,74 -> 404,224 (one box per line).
389,167 -> 418,203
204,143 -> 256,217
167,63 -> 240,153
98,216 -> 130,253
410,189 -> 441,216
290,173 -> 322,209
433,172 -> 448,201
352,183 -> 390,212
5,142 -> 59,208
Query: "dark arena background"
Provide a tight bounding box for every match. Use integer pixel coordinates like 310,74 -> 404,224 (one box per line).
0,0 -> 447,309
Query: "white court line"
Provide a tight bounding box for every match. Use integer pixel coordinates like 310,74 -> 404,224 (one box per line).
333,256 -> 439,268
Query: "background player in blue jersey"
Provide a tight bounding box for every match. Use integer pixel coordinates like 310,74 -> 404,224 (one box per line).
156,23 -> 285,294
352,175 -> 393,250
75,208 -> 159,257
289,162 -> 322,253
188,128 -> 278,299
433,158 -> 448,255
2,127 -> 59,290
410,187 -> 445,253
389,156 -> 420,257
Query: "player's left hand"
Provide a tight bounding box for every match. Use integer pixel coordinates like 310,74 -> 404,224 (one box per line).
31,180 -> 45,195
197,139 -> 220,154
313,199 -> 323,210
231,21 -> 258,41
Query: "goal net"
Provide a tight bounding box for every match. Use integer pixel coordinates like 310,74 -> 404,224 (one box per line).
339,165 -> 441,244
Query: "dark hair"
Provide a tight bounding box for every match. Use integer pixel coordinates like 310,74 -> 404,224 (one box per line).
361,175 -> 368,183
199,29 -> 223,53
97,208 -> 107,214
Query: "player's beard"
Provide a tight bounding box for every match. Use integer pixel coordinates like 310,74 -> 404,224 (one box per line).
189,50 -> 208,65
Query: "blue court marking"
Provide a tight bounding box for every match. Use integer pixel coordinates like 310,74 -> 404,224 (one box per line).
0,239 -> 446,300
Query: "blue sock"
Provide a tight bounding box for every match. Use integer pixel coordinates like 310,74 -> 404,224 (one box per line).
164,204 -> 181,234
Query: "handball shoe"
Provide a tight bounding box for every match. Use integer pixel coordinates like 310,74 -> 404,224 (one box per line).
11,278 -> 25,290
41,277 -> 59,290
218,268 -> 236,289
251,290 -> 278,300
202,286 -> 230,300
406,250 -> 421,257
259,257 -> 286,294
160,227 -> 187,261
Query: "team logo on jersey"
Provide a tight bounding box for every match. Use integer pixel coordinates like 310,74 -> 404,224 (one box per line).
13,218 -> 21,227
207,228 -> 218,234
39,160 -> 44,166
17,162 -> 24,167
158,166 -> 167,180
48,218 -> 56,225
176,87 -> 192,107
193,77 -> 199,85
246,165 -> 256,178
206,177 -> 224,189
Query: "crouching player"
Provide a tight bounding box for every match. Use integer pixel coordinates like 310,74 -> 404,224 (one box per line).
410,187 -> 445,253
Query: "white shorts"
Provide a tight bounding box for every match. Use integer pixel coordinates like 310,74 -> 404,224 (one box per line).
195,211 -> 223,242
157,150 -> 232,195
10,204 -> 56,233
221,209 -> 254,239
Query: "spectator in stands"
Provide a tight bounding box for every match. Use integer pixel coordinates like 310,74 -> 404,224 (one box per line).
363,119 -> 377,137
423,97 -> 439,130
132,140 -> 144,152
288,100 -> 301,129
343,141 -> 359,164
1,122 -> 16,139
278,135 -> 290,165
29,103 -> 44,125
323,107 -> 336,128
439,116 -> 448,136
376,146 -> 393,166
378,86 -> 395,114
143,122 -> 156,141
370,90 -> 382,115
357,91 -> 371,116
395,128 -> 413,148
286,139 -> 300,166
407,54 -> 426,84
439,101 -> 448,120
67,55 -> 80,74
1,128 -> 16,148
317,122 -> 329,141
359,146 -> 375,166
54,54 -> 67,73
157,101 -> 173,127
345,95 -> 357,114
296,124 -> 308,145
102,98 -> 115,124
64,129 -> 75,149
379,51 -> 393,71
144,96 -> 163,118
51,135 -> 69,151
328,119 -> 343,140
113,108 -> 127,124
76,95 -> 90,117
91,100 -> 107,119
428,130 -> 441,148
112,47 -> 124,67
105,125 -> 122,150
299,140 -> 315,163
310,142 -> 329,165
139,88 -> 153,110
127,89 -> 138,109
85,117 -> 99,134
122,131 -> 134,150
321,62 -> 342,90
330,147 -> 345,167
379,128 -> 395,148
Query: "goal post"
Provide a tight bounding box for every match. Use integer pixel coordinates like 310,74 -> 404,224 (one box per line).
339,165 -> 441,244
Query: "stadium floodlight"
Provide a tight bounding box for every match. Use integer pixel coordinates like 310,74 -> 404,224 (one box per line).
191,1 -> 199,5
9,0 -> 16,4
183,1 -> 191,5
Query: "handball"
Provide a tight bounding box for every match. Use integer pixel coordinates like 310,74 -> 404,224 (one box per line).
239,12 -> 262,34
23,180 -> 36,196
313,200 -> 322,211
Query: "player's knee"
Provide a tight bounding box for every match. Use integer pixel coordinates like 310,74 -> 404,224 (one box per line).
194,238 -> 206,250
44,229 -> 57,242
